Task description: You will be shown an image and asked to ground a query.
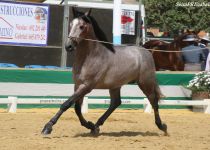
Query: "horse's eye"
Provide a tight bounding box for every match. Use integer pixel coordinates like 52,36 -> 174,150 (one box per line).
80,26 -> 84,30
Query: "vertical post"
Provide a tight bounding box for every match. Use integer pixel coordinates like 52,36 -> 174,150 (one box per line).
82,97 -> 88,114
143,98 -> 152,113
136,0 -> 142,45
60,0 -> 69,67
7,96 -> 17,113
204,99 -> 210,114
113,0 -> 122,45
141,4 -> 146,44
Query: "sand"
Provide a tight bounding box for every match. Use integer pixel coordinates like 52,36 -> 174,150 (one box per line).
0,108 -> 210,150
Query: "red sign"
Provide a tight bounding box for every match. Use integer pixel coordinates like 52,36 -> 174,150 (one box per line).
121,10 -> 135,35
121,15 -> 133,24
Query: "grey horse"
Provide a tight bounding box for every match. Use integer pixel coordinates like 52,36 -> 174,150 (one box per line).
42,8 -> 167,136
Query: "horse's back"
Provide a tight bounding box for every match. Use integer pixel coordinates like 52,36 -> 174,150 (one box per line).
97,45 -> 156,88
115,45 -> 156,69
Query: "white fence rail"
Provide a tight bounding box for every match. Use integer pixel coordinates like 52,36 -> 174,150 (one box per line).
0,96 -> 210,114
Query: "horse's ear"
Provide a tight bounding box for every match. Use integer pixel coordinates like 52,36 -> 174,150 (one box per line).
72,7 -> 78,18
85,9 -> 92,16
194,30 -> 201,35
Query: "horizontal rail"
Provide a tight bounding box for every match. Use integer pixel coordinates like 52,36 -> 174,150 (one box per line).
0,98 -> 11,104
44,1 -> 140,10
17,98 -> 66,104
88,99 -> 147,105
159,100 -> 210,106
0,97 -> 210,114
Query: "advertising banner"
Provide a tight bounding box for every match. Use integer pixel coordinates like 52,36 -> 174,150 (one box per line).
121,9 -> 135,35
0,1 -> 49,46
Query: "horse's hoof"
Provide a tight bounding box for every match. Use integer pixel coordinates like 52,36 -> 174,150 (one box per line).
162,123 -> 168,136
162,123 -> 167,131
41,122 -> 53,135
164,132 -> 169,136
90,127 -> 100,136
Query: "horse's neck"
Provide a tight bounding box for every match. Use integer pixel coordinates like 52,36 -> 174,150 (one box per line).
171,35 -> 189,49
169,41 -> 176,50
73,37 -> 105,71
170,39 -> 182,50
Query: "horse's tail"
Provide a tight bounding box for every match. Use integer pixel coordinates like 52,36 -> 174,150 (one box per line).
154,82 -> 165,101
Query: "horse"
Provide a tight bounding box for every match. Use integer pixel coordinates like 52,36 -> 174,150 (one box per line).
143,32 -> 198,71
41,8 -> 168,136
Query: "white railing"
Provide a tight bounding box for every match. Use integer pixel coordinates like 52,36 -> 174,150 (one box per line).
0,96 -> 210,114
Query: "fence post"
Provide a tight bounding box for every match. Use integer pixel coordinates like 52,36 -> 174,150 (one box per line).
113,0 -> 122,44
143,98 -> 152,113
7,96 -> 17,113
204,99 -> 210,114
60,0 -> 69,67
82,97 -> 88,114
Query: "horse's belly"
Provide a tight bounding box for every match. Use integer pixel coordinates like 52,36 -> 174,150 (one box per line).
95,71 -> 138,89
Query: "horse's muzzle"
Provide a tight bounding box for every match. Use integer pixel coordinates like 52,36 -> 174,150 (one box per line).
65,43 -> 75,52
65,39 -> 77,52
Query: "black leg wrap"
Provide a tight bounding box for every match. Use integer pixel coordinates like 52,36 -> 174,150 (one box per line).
95,118 -> 104,127
87,121 -> 96,130
60,100 -> 74,112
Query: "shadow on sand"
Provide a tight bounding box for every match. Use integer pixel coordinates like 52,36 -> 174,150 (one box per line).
74,131 -> 160,138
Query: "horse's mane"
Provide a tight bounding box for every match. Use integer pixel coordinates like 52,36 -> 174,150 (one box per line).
81,15 -> 115,53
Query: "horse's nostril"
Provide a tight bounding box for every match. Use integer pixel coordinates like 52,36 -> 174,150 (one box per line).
68,45 -> 72,49
65,44 -> 72,50
65,44 -> 75,52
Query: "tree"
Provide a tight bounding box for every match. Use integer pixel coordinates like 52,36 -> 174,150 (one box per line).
144,0 -> 210,35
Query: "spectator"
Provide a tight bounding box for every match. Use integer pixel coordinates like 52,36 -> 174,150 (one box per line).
200,35 -> 210,71
181,35 -> 206,71
199,35 -> 210,71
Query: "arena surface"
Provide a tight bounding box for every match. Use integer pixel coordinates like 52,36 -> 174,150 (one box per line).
0,109 -> 210,150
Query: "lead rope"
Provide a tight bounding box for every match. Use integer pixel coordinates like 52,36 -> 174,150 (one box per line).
69,36 -> 208,53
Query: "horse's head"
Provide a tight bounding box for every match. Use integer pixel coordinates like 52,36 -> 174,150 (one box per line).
173,30 -> 199,48
65,8 -> 92,52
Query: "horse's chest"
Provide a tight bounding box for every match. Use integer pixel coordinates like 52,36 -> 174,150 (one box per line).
73,66 -> 105,85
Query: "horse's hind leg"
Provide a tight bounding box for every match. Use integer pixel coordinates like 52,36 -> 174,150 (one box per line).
138,79 -> 168,135
93,88 -> 121,135
151,92 -> 168,135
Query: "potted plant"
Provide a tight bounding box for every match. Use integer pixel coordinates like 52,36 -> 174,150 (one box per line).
187,71 -> 210,100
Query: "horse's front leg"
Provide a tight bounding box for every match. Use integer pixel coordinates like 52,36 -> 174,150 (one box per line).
92,88 -> 121,135
41,84 -> 92,135
74,98 -> 95,130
